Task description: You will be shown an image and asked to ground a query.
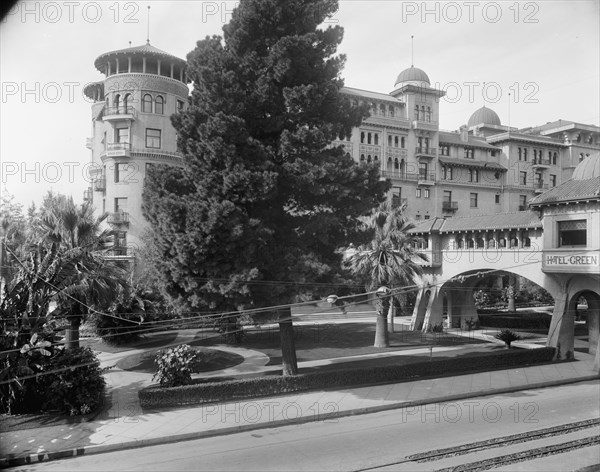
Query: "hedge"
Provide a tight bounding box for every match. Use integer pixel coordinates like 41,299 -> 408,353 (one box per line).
478,313 -> 552,329
139,347 -> 555,409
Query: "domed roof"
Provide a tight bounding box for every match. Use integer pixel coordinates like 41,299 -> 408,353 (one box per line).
572,153 -> 600,180
93,42 -> 186,73
394,66 -> 430,87
468,106 -> 501,127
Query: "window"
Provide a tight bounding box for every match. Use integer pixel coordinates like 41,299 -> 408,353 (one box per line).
389,105 -> 394,117
360,132 -> 365,143
426,106 -> 431,122
558,220 -> 587,246
414,105 -> 420,120
535,172 -> 543,184
464,148 -> 474,159
395,136 -> 399,147
155,95 -> 164,114
114,197 -> 128,213
123,93 -> 131,113
374,134 -> 379,145
518,147 -> 522,160
470,193 -> 478,208
146,128 -> 161,149
367,133 -> 372,144
177,99 -> 184,112
114,163 -> 129,183
469,169 -> 479,182
424,215 -> 430,220
142,93 -> 152,113
416,188 -> 422,198
415,214 -> 422,220
401,137 -> 405,148
114,94 -> 120,111
519,171 -> 527,185
495,194 -> 500,204
523,148 -> 528,161
418,162 -> 428,179
550,174 -> 557,187
579,153 -> 585,162
440,145 -> 450,156
519,195 -> 527,209
388,135 -> 392,147
424,189 -> 430,199
360,154 -> 365,162
116,127 -> 129,144
442,166 -> 453,180
443,190 -> 452,202
552,152 -> 557,165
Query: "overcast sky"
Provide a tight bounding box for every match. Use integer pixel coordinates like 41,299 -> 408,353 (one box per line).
1,0 -> 598,208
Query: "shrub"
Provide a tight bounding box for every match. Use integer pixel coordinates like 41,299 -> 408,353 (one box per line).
37,346 -> 106,415
494,329 -> 521,348
140,347 -> 556,409
153,344 -> 198,387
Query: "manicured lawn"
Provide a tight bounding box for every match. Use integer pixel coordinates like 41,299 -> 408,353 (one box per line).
117,347 -> 245,374
191,322 -> 486,365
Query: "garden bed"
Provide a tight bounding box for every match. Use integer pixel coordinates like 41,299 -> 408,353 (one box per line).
139,347 -> 556,410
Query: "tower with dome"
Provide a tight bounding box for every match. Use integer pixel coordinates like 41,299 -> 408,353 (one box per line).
83,41 -> 189,262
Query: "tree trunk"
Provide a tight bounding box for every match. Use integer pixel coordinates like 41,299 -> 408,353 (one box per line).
65,316 -> 81,350
388,297 -> 395,333
374,297 -> 390,347
507,275 -> 517,312
278,307 -> 298,376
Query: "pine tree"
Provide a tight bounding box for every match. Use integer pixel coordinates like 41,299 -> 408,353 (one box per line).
143,0 -> 387,375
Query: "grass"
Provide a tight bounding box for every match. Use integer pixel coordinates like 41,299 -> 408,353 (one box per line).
190,322 -> 486,365
117,347 -> 245,374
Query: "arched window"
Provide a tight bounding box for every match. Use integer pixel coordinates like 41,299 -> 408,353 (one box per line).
105,96 -> 109,108
360,132 -> 365,143
510,237 -> 518,248
487,239 -> 496,249
374,156 -> 379,162
367,133 -> 372,144
456,239 -> 464,249
367,155 -> 372,163
380,104 -> 386,115
155,96 -> 164,114
499,238 -> 506,248
142,94 -> 153,113
360,154 -> 365,163
420,105 -> 426,120
388,135 -> 392,147
401,137 -> 405,148
114,94 -> 120,113
374,134 -> 379,145
123,93 -> 131,113
394,136 -> 399,147
389,105 -> 394,117
394,158 -> 399,170
414,105 -> 420,120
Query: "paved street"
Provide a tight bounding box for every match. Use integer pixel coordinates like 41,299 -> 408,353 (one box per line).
8,381 -> 599,472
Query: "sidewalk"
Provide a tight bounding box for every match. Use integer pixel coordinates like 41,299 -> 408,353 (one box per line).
1,330 -> 598,468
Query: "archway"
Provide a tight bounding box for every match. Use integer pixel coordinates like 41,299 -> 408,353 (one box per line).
567,290 -> 600,357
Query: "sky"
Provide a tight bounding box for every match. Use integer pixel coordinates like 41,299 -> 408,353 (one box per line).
1,0 -> 599,208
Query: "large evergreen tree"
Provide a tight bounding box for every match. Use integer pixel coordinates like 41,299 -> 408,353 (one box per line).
143,0 -> 388,375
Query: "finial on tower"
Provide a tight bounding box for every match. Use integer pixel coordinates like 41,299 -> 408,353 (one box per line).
146,5 -> 151,45
411,35 -> 414,67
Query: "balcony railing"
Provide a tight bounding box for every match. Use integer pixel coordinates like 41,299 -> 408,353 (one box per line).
418,172 -> 436,185
415,147 -> 437,158
392,197 -> 408,208
104,142 -> 132,158
93,178 -> 106,191
107,211 -> 129,224
102,106 -> 136,120
532,158 -> 551,167
442,201 -> 458,211
380,170 -> 419,182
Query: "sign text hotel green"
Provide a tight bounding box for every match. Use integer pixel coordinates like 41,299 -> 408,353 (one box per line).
545,255 -> 599,265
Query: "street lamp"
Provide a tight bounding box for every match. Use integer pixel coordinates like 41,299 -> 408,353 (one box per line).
326,294 -> 339,304
375,286 -> 390,298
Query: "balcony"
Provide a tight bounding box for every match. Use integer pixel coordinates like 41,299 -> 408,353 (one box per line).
442,201 -> 458,211
103,142 -> 131,158
93,178 -> 106,192
534,181 -> 549,193
418,172 -> 436,186
415,147 -> 437,160
107,211 -> 129,225
380,170 -> 419,182
102,106 -> 136,122
83,188 -> 92,202
532,158 -> 551,169
392,196 -> 408,208
411,120 -> 438,132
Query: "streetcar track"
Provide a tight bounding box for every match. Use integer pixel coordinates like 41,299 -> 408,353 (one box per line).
352,418 -> 600,472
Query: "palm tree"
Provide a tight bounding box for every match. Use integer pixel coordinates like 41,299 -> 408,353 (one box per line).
37,198 -> 127,349
346,201 -> 427,347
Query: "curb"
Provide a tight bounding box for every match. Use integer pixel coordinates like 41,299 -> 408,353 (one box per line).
2,374 -> 598,469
